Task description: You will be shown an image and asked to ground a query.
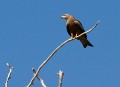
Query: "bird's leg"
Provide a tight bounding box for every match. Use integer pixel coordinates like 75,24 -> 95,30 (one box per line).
75,33 -> 78,38
70,33 -> 74,40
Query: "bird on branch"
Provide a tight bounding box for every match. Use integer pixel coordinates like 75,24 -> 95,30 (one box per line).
61,14 -> 93,48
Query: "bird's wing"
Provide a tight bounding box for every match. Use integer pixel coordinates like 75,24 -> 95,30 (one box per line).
74,20 -> 87,37
66,24 -> 71,36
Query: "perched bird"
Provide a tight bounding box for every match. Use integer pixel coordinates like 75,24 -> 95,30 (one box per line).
61,14 -> 93,48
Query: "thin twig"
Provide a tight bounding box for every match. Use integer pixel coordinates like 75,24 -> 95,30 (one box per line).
5,63 -> 13,87
32,68 -> 46,87
26,20 -> 100,87
57,70 -> 64,87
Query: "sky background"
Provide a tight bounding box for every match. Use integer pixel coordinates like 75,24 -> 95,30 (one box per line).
0,0 -> 120,87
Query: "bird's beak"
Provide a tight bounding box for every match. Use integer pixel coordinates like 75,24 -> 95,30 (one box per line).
61,15 -> 66,19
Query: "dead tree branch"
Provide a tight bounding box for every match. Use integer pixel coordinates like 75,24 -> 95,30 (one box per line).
5,63 -> 13,87
57,70 -> 64,87
32,68 -> 46,87
26,20 -> 100,87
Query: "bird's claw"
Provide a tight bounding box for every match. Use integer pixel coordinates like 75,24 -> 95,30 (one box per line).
70,37 -> 76,40
70,37 -> 73,40
75,34 -> 79,39
75,36 -> 79,39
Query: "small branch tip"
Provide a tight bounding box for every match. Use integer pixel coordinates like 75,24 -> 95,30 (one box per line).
58,70 -> 64,87
5,63 -> 13,87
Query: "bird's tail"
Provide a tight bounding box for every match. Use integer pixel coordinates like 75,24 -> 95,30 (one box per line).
80,39 -> 93,48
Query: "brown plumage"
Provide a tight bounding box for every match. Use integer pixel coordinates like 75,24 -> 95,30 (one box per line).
61,14 -> 93,48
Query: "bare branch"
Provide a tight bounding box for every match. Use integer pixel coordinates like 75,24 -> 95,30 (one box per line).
57,70 -> 64,87
5,63 -> 13,87
26,20 -> 100,87
32,68 -> 46,87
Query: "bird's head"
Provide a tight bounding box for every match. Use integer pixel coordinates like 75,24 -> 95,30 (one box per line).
61,14 -> 71,20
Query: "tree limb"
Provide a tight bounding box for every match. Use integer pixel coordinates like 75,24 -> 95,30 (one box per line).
26,20 -> 100,87
5,63 -> 13,87
32,68 -> 46,87
57,70 -> 64,87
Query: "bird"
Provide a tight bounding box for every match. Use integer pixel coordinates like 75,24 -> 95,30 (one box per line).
61,14 -> 93,48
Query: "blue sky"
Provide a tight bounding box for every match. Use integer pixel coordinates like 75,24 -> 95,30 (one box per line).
0,0 -> 120,87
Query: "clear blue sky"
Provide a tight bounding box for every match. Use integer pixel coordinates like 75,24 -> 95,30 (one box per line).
0,0 -> 120,87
